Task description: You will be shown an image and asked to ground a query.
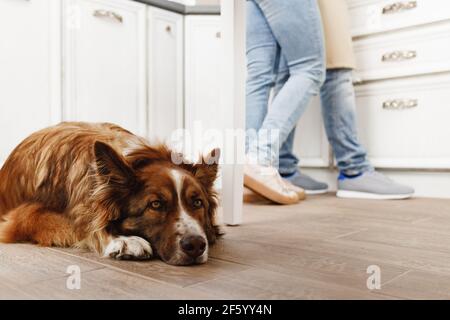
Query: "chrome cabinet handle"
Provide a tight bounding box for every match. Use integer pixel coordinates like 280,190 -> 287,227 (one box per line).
382,50 -> 417,62
93,9 -> 123,23
382,1 -> 417,14
383,99 -> 418,110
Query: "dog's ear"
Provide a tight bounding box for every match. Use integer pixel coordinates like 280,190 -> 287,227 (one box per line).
94,141 -> 135,187
91,142 -> 137,233
192,148 -> 220,190
190,148 -> 221,245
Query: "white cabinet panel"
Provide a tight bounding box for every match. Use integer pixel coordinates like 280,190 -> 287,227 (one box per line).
293,97 -> 330,168
348,0 -> 450,37
147,6 -> 183,143
355,73 -> 450,169
354,21 -> 450,81
184,15 -> 223,155
63,0 -> 146,136
0,0 -> 61,164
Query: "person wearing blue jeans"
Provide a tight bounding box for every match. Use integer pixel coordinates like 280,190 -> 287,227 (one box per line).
244,0 -> 326,204
275,60 -> 373,192
245,0 -> 414,202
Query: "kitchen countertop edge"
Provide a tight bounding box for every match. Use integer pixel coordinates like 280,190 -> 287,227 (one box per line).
134,0 -> 220,15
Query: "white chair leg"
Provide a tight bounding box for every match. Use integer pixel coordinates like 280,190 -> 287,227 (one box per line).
220,0 -> 246,226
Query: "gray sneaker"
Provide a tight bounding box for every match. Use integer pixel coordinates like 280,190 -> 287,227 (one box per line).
337,171 -> 414,200
283,171 -> 329,195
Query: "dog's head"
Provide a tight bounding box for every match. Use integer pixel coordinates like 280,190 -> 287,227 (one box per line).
93,141 -> 221,265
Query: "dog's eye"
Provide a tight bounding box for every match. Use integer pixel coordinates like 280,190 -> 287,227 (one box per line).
150,200 -> 163,210
193,199 -> 203,209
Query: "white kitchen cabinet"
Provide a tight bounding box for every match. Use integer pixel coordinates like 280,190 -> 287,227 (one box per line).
0,0 -> 61,164
147,6 -> 184,143
63,0 -> 147,136
348,0 -> 450,171
184,15 -> 223,156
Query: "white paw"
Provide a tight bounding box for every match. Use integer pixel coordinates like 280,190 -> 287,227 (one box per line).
104,236 -> 153,260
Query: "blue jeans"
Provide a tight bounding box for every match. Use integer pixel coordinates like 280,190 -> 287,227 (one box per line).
245,0 -> 326,167
277,68 -> 373,176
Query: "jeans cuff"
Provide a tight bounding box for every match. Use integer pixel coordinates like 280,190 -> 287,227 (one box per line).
341,165 -> 373,176
278,166 -> 298,177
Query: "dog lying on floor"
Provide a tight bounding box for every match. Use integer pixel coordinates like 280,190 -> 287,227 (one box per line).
0,122 -> 221,265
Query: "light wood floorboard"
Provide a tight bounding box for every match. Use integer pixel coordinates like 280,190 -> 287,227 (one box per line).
0,194 -> 449,299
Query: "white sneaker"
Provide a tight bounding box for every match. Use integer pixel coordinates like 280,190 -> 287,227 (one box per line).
244,163 -> 300,205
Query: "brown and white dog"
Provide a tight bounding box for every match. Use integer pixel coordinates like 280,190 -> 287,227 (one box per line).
0,122 -> 221,265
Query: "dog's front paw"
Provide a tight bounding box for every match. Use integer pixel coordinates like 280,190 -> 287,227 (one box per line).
104,236 -> 153,260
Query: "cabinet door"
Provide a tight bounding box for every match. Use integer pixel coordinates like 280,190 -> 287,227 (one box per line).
63,0 -> 146,136
147,7 -> 183,143
184,15 -> 223,156
0,0 -> 61,164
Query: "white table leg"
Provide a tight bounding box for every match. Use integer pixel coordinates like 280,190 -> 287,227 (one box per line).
220,0 -> 246,226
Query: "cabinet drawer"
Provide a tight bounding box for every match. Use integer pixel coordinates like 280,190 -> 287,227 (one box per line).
353,21 -> 450,81
348,0 -> 450,37
354,74 -> 450,169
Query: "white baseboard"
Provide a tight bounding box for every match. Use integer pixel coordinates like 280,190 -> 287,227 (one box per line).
302,168 -> 450,199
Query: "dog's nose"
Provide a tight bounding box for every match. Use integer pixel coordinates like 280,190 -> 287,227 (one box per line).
180,235 -> 206,258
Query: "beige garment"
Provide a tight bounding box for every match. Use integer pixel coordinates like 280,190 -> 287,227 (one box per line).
318,0 -> 356,69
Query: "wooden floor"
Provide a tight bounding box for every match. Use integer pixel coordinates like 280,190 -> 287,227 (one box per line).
1,194 -> 450,299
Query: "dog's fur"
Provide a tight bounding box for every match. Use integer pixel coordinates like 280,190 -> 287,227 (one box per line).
0,122 -> 221,265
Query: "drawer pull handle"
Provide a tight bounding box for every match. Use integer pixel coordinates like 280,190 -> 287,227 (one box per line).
216,32 -> 221,38
383,99 -> 418,110
382,1 -> 417,14
166,25 -> 172,33
382,50 -> 417,62
93,9 -> 123,24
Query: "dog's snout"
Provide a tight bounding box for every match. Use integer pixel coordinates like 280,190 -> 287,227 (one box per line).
180,235 -> 206,258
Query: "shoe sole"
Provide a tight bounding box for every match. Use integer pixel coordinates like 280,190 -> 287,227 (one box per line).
305,189 -> 329,195
336,190 -> 414,200
282,182 -> 307,200
296,190 -> 307,200
244,174 -> 299,205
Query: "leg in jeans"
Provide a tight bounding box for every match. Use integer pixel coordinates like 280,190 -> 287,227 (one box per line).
244,0 -> 323,204
245,0 -> 280,151
320,69 -> 372,175
272,55 -> 299,176
321,69 -> 414,199
274,57 -> 329,193
247,0 -> 326,167
277,69 -> 371,175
